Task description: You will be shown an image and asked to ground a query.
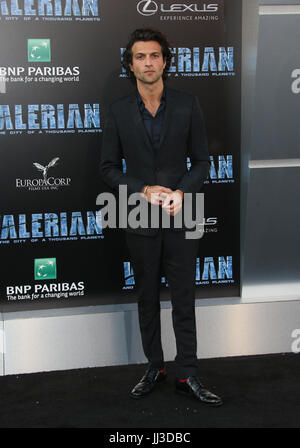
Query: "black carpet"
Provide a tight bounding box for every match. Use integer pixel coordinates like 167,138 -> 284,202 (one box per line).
0,353 -> 299,429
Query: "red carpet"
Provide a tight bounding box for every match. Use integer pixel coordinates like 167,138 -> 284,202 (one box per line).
0,353 -> 299,429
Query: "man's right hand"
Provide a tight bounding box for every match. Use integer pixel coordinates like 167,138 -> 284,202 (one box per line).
141,185 -> 172,205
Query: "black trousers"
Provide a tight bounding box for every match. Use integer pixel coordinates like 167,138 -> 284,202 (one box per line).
126,230 -> 200,378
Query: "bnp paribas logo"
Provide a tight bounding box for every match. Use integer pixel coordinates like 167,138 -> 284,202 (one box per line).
34,258 -> 57,280
28,39 -> 51,62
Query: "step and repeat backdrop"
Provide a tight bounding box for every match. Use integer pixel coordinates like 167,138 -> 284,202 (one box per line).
0,0 -> 241,310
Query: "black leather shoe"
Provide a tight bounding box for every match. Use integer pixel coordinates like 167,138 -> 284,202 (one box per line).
130,367 -> 167,398
175,376 -> 223,406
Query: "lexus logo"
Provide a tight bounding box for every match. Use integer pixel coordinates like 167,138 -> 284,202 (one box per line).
137,0 -> 158,16
137,1 -> 219,16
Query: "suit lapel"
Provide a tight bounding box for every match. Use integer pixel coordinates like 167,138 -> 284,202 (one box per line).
158,87 -> 175,149
128,92 -> 154,155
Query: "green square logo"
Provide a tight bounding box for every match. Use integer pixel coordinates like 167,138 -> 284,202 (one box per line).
34,258 -> 57,280
28,39 -> 51,62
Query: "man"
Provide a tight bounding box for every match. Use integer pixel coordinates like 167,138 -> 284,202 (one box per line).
100,28 -> 222,406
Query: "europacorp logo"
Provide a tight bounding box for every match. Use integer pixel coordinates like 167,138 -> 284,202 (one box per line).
0,0 -> 100,22
34,258 -> 57,280
136,0 -> 222,22
28,39 -> 51,62
15,156 -> 72,191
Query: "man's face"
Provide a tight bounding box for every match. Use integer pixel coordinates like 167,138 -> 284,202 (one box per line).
130,40 -> 166,85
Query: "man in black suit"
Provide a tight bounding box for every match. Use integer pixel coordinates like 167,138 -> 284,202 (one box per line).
100,28 -> 222,406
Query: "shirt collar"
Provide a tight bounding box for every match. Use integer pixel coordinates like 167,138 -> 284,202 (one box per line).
137,86 -> 166,109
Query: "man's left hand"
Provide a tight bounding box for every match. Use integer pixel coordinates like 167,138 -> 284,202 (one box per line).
161,190 -> 184,216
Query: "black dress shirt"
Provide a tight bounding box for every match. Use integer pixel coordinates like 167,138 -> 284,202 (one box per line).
137,89 -> 166,152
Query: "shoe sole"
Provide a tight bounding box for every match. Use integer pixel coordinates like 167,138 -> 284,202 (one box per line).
175,388 -> 223,406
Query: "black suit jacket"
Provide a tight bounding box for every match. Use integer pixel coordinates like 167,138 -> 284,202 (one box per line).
100,86 -> 210,235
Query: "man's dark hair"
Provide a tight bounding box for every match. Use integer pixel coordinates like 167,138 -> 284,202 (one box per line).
122,28 -> 172,83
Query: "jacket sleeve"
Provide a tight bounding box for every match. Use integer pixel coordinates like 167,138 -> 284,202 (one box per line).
100,107 -> 146,195
176,96 -> 210,193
